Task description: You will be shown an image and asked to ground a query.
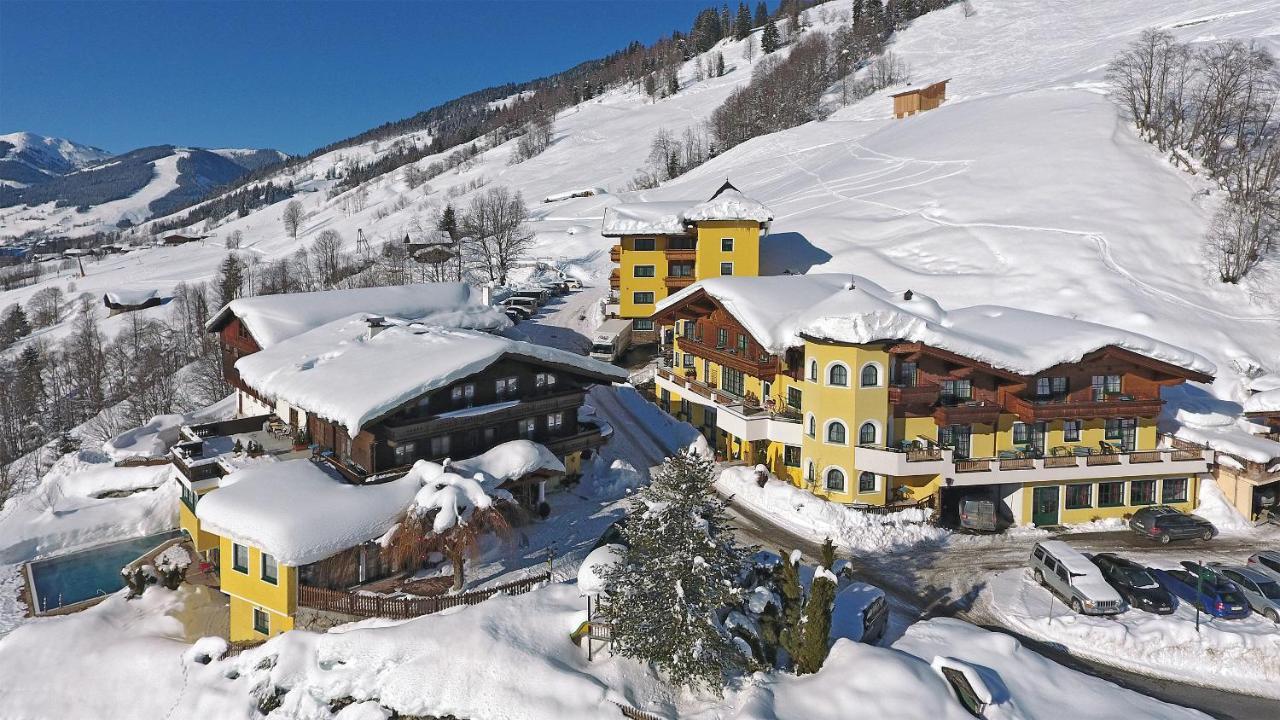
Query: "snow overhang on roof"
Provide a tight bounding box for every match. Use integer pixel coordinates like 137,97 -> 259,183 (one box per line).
205,283 -> 508,349
599,182 -> 774,237
655,273 -> 1216,380
234,313 -> 626,437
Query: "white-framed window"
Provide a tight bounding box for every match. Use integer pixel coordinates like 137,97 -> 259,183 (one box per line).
1063,420 -> 1082,443
635,319 -> 655,331
633,291 -> 656,304
546,412 -> 564,430
535,372 -> 557,388
808,359 -> 818,382
518,417 -> 536,438
827,362 -> 850,387
232,543 -> 249,573
451,383 -> 475,406
859,362 -> 882,388
720,262 -> 733,276
858,421 -> 879,446
806,413 -> 816,438
394,441 -> 416,464
721,237 -> 734,252
825,467 -> 846,492
633,265 -> 656,278
858,471 -> 877,493
633,237 -> 656,251
261,553 -> 278,585
253,607 -> 270,635
826,420 -> 847,445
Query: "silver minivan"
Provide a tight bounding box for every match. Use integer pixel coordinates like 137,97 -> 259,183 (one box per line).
1030,541 -> 1124,615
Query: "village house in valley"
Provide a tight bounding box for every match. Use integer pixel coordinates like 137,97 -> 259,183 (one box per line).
603,180 -> 772,346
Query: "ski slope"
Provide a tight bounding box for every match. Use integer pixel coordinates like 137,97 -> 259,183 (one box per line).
2,0 -> 1277,439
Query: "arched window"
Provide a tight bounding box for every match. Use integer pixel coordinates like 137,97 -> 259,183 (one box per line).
827,421 -> 847,444
828,363 -> 849,387
825,468 -> 846,492
859,422 -> 877,445
860,363 -> 880,387
806,461 -> 815,484
807,414 -> 816,438
858,472 -> 877,493
808,359 -> 818,382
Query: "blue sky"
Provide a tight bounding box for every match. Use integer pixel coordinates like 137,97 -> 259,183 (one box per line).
0,1 -> 712,155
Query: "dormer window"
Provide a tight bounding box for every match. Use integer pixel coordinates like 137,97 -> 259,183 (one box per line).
1036,377 -> 1068,399
1091,374 -> 1121,400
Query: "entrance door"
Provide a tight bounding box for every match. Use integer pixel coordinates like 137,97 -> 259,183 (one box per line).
1031,422 -> 1047,456
1032,486 -> 1060,526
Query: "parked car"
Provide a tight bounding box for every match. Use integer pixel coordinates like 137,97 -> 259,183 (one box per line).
1214,565 -> 1280,622
1029,541 -> 1124,615
501,297 -> 540,314
958,498 -> 997,533
1128,505 -> 1217,543
1151,564 -> 1250,619
504,307 -> 528,323
1246,551 -> 1280,582
511,288 -> 550,305
539,280 -> 569,295
564,277 -> 583,290
1089,553 -> 1175,614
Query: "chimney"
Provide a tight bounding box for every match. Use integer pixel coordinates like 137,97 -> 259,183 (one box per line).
366,316 -> 387,340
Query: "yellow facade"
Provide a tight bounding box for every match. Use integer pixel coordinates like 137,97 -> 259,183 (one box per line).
219,535 -> 297,642
615,219 -> 763,321
618,234 -> 671,319
1021,475 -> 1199,525
179,489 -> 222,554
693,220 -> 760,280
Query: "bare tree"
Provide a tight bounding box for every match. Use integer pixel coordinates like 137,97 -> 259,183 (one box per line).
282,200 -> 304,239
225,229 -> 243,249
311,229 -> 345,287
460,186 -> 534,285
1205,200 -> 1274,283
26,287 -> 65,328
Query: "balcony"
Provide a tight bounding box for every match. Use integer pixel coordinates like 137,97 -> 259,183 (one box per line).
609,245 -> 622,263
932,400 -> 1002,426
676,335 -> 780,377
609,269 -> 620,290
1003,393 -> 1164,422
382,390 -> 587,442
665,248 -> 696,262
655,367 -> 801,444
888,383 -> 940,407
665,275 -> 695,290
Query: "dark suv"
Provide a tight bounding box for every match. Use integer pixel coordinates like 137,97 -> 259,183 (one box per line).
1129,505 -> 1216,543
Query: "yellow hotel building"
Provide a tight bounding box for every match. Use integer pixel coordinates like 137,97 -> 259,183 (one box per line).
603,181 -> 772,345
648,272 -> 1216,527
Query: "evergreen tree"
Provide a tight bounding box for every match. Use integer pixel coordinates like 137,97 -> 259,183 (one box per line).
761,19 -> 781,53
437,203 -> 458,240
715,51 -> 726,77
217,253 -> 245,307
754,0 -> 769,28
852,0 -> 864,24
776,549 -> 804,665
720,4 -> 732,39
667,70 -> 680,96
795,538 -> 838,674
602,451 -> 750,692
0,303 -> 31,348
14,344 -> 45,420
866,0 -> 886,37
735,2 -> 753,39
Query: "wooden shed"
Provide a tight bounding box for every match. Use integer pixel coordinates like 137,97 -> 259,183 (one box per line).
891,79 -> 949,119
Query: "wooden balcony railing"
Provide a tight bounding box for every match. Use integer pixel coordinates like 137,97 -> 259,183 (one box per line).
932,401 -> 1002,426
675,336 -> 780,378
609,269 -> 620,290
888,384 -> 940,407
1003,394 -> 1164,422
664,275 -> 695,290
665,248 -> 696,262
609,245 -> 622,263
299,572 -> 550,620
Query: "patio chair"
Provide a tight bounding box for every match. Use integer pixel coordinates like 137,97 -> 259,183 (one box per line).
1072,446 -> 1092,456
1050,446 -> 1068,457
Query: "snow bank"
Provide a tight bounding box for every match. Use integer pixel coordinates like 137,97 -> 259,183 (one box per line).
577,543 -> 624,595
716,465 -> 949,553
196,460 -> 422,566
660,274 -> 1216,377
208,283 -> 509,349
451,439 -> 565,488
102,413 -> 184,459
235,314 -> 625,437
1193,476 -> 1254,534
986,567 -> 1280,700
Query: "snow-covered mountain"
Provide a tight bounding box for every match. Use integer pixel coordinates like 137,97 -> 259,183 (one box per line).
0,142 -> 286,236
2,0 -> 1277,438
0,131 -> 112,187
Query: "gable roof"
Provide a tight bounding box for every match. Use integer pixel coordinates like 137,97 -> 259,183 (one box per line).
206,283 -> 508,349
234,313 -> 626,436
600,181 -> 773,236
655,274 -> 1215,380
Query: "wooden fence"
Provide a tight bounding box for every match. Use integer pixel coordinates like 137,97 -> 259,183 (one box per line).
299,572 -> 551,620
614,702 -> 665,720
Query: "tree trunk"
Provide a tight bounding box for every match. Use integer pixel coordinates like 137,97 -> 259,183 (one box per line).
451,548 -> 466,592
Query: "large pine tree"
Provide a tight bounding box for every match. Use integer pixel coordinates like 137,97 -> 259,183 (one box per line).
735,2 -> 752,39
602,451 -> 750,692
217,253 -> 245,307
754,1 -> 768,28
794,538 -> 838,675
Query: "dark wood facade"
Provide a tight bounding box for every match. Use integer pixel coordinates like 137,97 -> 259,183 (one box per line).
217,316 -> 263,393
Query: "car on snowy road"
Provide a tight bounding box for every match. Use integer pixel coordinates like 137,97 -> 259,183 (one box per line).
1089,553 -> 1174,614
1128,506 -> 1217,543
1151,565 -> 1250,619
1213,565 -> 1280,623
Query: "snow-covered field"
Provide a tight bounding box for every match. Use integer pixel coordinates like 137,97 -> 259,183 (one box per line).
986,566 -> 1280,700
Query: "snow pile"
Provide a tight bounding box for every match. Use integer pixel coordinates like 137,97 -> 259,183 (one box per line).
581,455 -> 643,498
413,470 -> 511,534
450,439 -> 565,488
716,465 -> 949,553
986,568 -> 1280,700
208,283 -> 509,349
1244,388 -> 1280,414
1192,476 -> 1254,534
682,186 -> 774,224
600,200 -> 690,236
235,314 -> 625,437
153,544 -> 191,573
196,459 -> 422,566
102,287 -> 160,306
661,273 -> 1215,377
102,413 -> 184,459
1164,388 -> 1280,463
0,453 -> 176,564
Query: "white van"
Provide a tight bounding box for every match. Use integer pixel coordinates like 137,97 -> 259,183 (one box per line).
589,319 -> 633,363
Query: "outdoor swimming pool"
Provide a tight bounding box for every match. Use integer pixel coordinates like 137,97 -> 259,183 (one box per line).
26,530 -> 183,613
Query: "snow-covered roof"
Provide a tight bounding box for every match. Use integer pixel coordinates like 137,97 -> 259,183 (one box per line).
235,313 -> 626,436
103,288 -> 160,306
206,283 -> 508,349
451,439 -> 565,488
195,459 -> 422,566
577,543 -> 625,595
1245,388 -> 1280,414
657,274 -> 1216,378
600,182 -> 773,236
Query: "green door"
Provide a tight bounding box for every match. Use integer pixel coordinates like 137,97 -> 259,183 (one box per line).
1032,486 -> 1060,526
